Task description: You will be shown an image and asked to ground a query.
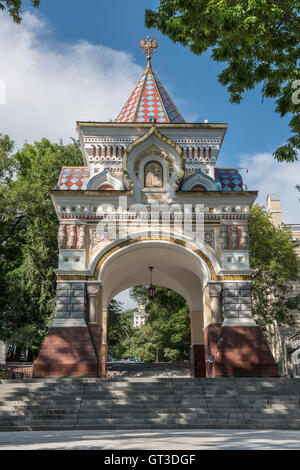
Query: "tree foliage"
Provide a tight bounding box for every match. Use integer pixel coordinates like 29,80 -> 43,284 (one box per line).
107,300 -> 134,359
249,204 -> 300,329
0,136 -> 82,359
0,0 -> 40,23
122,286 -> 190,362
145,1 -> 300,162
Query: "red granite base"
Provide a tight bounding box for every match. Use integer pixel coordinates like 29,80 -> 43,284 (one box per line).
190,344 -> 205,377
33,327 -> 99,377
87,324 -> 101,360
204,323 -> 278,377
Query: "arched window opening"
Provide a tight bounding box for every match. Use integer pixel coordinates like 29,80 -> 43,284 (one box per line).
98,184 -> 114,190
191,184 -> 207,191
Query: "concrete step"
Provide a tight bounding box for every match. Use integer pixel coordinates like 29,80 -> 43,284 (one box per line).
0,377 -> 300,431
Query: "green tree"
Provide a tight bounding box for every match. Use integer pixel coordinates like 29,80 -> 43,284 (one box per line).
0,134 -> 22,247
145,1 -> 300,162
0,137 -> 82,360
107,299 -> 134,359
126,286 -> 191,362
249,204 -> 300,329
122,322 -> 160,362
0,0 -> 40,23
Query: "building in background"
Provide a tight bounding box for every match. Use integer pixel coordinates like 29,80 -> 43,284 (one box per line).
133,304 -> 148,328
267,195 -> 300,376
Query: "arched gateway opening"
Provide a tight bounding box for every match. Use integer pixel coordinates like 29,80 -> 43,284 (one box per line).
72,235 -> 220,378
111,285 -> 191,366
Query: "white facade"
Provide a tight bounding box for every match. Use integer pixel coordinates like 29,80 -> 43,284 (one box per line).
133,304 -> 148,328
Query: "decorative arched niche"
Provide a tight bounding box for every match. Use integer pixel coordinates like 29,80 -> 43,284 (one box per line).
181,169 -> 219,191
125,127 -> 184,201
86,169 -> 124,191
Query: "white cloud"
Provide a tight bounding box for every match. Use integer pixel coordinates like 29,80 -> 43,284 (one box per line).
0,12 -> 143,147
240,152 -> 300,224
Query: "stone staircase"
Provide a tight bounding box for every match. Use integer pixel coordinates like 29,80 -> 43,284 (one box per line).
0,377 -> 300,431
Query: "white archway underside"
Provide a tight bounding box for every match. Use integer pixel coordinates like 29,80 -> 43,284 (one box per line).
100,242 -> 205,310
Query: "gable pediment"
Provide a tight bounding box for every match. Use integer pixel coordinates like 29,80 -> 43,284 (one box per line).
181,170 -> 220,191
86,169 -> 124,190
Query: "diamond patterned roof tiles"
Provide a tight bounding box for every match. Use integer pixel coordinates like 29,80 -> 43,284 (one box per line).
57,167 -> 89,190
116,61 -> 185,124
215,169 -> 243,191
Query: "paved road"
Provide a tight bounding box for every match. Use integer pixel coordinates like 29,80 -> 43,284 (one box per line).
0,429 -> 300,450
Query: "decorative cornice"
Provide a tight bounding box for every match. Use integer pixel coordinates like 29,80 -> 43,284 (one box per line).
77,122 -> 228,129
57,213 -> 249,221
51,189 -> 134,196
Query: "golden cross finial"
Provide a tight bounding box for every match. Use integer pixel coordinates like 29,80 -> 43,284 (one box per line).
140,36 -> 158,62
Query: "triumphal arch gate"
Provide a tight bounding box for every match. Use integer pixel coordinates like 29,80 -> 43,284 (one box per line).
33,39 -> 277,378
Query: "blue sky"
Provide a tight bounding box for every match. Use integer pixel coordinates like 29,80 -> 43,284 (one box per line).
23,0 -> 292,164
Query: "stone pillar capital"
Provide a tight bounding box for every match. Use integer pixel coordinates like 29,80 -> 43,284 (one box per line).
87,283 -> 101,297
86,283 -> 101,324
207,283 -> 223,324
208,283 -> 222,297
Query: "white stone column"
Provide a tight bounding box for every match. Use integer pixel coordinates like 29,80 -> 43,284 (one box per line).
183,146 -> 188,159
100,144 -> 104,159
190,310 -> 204,344
240,225 -> 249,249
69,225 -> 76,249
219,225 -> 228,250
86,283 -> 101,324
58,224 -> 67,249
209,283 -> 223,323
78,225 -> 87,249
232,225 -> 238,249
